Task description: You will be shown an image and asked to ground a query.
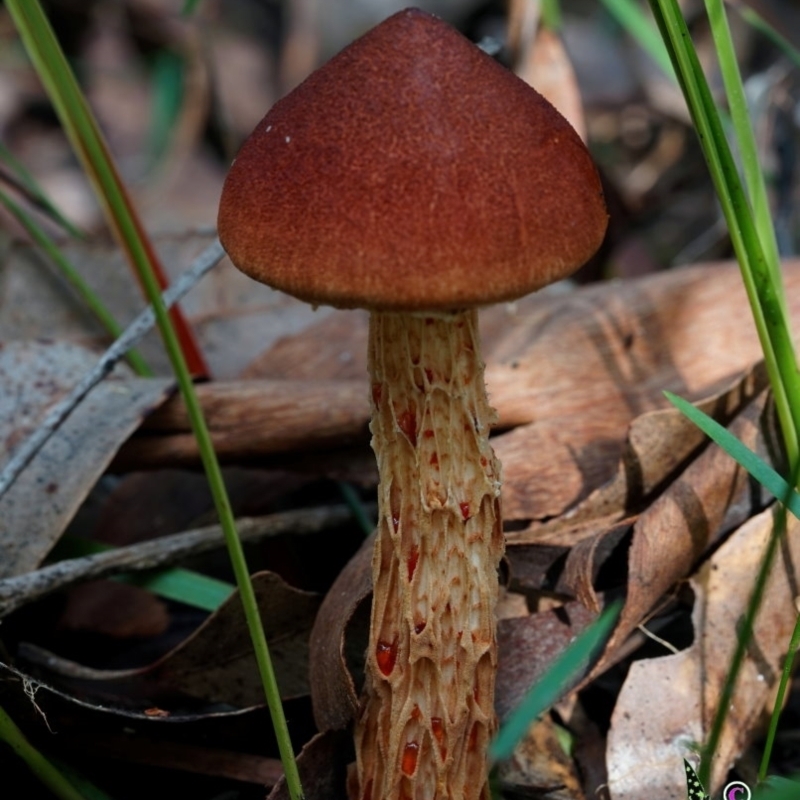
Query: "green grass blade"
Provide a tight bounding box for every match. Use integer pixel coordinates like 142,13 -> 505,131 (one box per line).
489,599 -> 622,762
665,390 -> 799,784
599,0 -> 675,79
181,0 -> 203,17
663,392 -> 800,516
738,7 -> 800,70
5,0 -> 208,378
147,50 -> 184,170
760,606 -> 800,780
5,3 -> 303,796
541,0 -> 562,31
0,141 -> 85,239
649,0 -> 800,470
0,188 -> 152,377
117,568 -> 233,611
0,705 -> 93,800
53,535 -> 234,612
704,0 -> 784,309
337,481 -> 375,538
755,776 -> 800,799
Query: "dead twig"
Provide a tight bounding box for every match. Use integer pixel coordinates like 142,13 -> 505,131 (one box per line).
0,238 -> 225,501
0,502 -> 372,618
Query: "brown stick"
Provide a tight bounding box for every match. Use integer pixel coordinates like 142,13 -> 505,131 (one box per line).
113,372 -> 547,470
114,379 -> 371,469
0,503 -> 368,618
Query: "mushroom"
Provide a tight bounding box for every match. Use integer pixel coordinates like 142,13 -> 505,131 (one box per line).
217,8 -> 607,799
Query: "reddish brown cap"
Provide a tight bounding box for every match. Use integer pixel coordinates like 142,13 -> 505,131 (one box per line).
218,8 -> 608,311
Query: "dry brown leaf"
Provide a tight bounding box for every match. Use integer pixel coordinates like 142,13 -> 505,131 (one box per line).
508,359 -> 767,544
64,732 -> 284,785
309,536 -> 372,732
117,379 -> 371,469
498,715 -> 586,800
512,10 -> 588,143
243,309 -> 369,380
0,341 -> 172,579
19,571 -> 319,709
120,262 -> 800,498
495,600 -> 599,721
606,506 -> 800,798
595,391 -> 778,660
60,581 -> 169,639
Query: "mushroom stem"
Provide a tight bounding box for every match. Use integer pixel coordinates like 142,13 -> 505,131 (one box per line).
354,309 -> 503,799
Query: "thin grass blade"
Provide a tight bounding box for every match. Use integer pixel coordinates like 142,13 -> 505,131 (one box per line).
0,704 -> 94,800
599,0 -> 675,79
704,0 -> 783,305
0,189 -> 152,376
0,141 -> 85,239
737,6 -> 800,69
664,391 -> 800,516
5,1 -> 208,378
649,0 -> 800,469
4,4 -> 303,796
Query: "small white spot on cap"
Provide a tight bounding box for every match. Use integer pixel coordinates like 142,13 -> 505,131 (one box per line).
265,125 -> 272,132
285,136 -> 291,143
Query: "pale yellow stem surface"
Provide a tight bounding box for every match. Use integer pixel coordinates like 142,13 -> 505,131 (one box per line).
352,309 -> 504,799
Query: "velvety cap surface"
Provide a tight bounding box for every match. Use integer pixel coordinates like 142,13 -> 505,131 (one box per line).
218,8 -> 608,311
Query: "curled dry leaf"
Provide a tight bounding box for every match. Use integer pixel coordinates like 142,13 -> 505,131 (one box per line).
506,358 -> 767,544
310,536 -> 373,732
116,378 -> 371,469
606,506 -> 800,799
593,390 -> 779,659
18,571 -> 319,710
0,340 -> 172,579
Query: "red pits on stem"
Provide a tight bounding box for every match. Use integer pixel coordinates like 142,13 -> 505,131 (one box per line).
429,452 -> 439,466
468,722 -> 480,752
376,639 -> 398,676
401,741 -> 419,775
460,502 -> 471,521
407,546 -> 419,581
397,409 -> 417,446
414,621 -> 426,634
424,368 -> 434,384
431,717 -> 446,760
371,383 -> 382,406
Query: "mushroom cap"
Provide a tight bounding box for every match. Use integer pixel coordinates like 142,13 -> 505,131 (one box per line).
218,8 -> 608,312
